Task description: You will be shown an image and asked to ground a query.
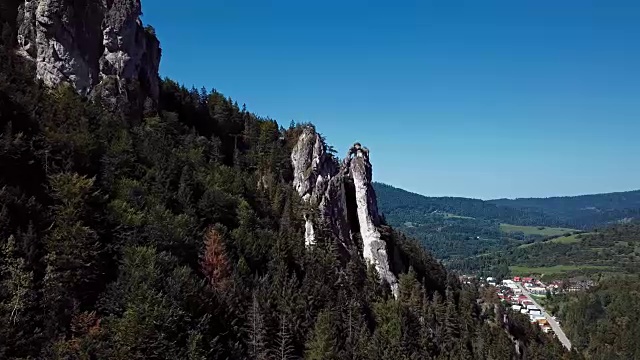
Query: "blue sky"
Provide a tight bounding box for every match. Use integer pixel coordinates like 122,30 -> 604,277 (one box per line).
141,0 -> 640,199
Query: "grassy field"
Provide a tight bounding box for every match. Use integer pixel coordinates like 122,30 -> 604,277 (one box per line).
517,232 -> 587,248
509,265 -> 610,276
500,223 -> 578,237
518,242 -> 537,249
444,213 -> 475,220
548,233 -> 584,244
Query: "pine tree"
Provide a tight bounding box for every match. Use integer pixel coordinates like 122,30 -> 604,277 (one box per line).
100,128 -> 135,190
177,165 -> 196,215
370,299 -> 403,360
398,267 -> 422,310
431,291 -> 446,344
458,288 -> 476,337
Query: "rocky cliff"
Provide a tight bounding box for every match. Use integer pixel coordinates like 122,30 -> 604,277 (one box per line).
14,0 -> 160,114
291,126 -> 399,296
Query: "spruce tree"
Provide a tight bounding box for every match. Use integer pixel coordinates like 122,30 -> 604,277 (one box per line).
272,314 -> 296,360
247,292 -> 269,360
305,309 -> 337,360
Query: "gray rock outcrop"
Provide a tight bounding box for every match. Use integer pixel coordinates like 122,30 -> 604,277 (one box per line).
291,126 -> 339,204
291,126 -> 399,296
291,126 -> 350,248
14,0 -> 160,113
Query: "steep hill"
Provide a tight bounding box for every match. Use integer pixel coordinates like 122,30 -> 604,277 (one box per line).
0,1 -> 569,359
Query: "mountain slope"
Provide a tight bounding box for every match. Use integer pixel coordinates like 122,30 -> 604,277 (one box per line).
0,2 -> 570,359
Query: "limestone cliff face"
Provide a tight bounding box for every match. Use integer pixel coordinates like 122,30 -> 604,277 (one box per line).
14,0 -> 160,112
291,126 -> 399,296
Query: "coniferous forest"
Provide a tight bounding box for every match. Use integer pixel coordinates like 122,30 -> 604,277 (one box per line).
0,12 -> 581,360
559,277 -> 640,359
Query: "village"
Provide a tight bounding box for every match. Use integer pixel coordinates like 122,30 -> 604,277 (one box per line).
494,277 -> 554,334
461,273 -> 591,349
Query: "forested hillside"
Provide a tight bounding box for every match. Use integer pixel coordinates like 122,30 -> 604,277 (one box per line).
375,183 -> 640,263
452,222 -> 640,279
554,277 -> 640,359
375,183 -> 560,227
0,7 -> 574,359
489,191 -> 640,229
375,183 -> 565,261
503,222 -> 640,277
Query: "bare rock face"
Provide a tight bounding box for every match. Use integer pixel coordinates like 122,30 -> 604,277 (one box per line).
291,126 -> 339,204
15,0 -> 160,112
291,126 -> 398,296
291,127 -> 348,247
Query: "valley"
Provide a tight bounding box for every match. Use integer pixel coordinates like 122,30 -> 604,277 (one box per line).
375,183 -> 640,280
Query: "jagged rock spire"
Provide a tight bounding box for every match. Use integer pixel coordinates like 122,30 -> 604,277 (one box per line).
291,126 -> 398,297
345,143 -> 398,296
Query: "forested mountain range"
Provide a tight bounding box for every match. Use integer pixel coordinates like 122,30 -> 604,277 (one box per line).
488,190 -> 640,229
375,183 -> 640,262
376,183 -> 640,230
0,1 -> 575,359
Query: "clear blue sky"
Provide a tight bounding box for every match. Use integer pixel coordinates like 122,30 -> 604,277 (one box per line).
141,0 -> 639,200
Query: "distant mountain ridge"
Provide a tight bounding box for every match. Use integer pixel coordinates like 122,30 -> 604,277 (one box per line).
374,182 -> 640,261
490,188 -> 640,204
488,189 -> 640,229
375,183 -> 640,230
